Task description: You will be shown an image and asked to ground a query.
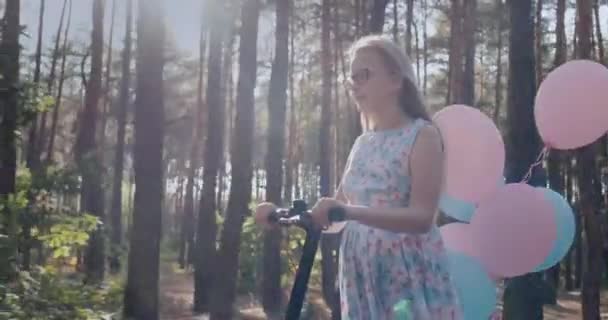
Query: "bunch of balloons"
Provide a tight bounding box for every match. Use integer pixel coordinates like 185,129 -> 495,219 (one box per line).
434,59 -> 608,319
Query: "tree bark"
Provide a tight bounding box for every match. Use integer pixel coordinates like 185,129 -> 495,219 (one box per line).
502,0 -> 551,318
492,0 -> 504,123
462,0 -> 476,106
123,0 -> 165,317
26,0 -> 45,170
194,0 -> 225,312
369,0 -> 389,34
262,0 -> 290,317
46,0 -> 72,163
75,0 -> 106,284
209,2 -> 260,318
319,0 -> 340,317
109,0 -> 132,274
182,4 -> 207,270
575,1 -> 603,319
0,0 -> 20,281
38,0 -> 68,160
447,0 -> 465,105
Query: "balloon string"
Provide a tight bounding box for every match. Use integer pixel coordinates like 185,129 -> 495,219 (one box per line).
520,146 -> 549,183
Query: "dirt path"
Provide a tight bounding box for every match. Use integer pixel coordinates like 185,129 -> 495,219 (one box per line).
159,260 -> 606,319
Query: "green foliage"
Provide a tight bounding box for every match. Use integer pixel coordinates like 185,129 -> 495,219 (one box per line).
0,165 -> 111,318
237,216 -> 263,294
0,266 -> 122,320
38,214 -> 100,259
16,80 -> 55,128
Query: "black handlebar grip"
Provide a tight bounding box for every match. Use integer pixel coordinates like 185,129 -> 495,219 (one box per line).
267,210 -> 280,223
328,206 -> 346,222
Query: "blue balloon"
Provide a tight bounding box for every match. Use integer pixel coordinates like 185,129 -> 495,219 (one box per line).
446,251 -> 497,320
534,188 -> 576,271
439,194 -> 476,222
440,176 -> 506,223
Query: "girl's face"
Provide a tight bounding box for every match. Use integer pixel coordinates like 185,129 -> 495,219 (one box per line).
348,47 -> 402,115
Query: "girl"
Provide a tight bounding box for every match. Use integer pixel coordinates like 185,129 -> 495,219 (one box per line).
255,35 -> 464,318
308,35 -> 463,319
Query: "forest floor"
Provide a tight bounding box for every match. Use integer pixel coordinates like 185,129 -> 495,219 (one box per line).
158,258 -> 608,320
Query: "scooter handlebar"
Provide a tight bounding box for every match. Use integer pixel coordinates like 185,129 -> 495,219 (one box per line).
255,202 -> 346,229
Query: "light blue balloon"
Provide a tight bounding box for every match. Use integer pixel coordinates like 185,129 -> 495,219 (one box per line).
440,176 -> 506,223
439,194 -> 476,222
447,250 -> 497,320
534,188 -> 576,271
392,299 -> 412,320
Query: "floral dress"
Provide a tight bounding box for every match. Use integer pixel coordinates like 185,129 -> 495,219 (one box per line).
338,118 -> 463,319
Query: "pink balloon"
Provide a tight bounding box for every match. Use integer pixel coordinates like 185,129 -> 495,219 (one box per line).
470,183 -> 557,277
535,60 -> 608,150
433,105 -> 505,204
440,223 -> 478,257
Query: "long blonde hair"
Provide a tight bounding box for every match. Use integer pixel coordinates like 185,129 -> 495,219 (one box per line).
348,35 -> 431,122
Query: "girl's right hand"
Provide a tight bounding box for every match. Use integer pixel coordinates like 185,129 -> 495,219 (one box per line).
254,202 -> 277,229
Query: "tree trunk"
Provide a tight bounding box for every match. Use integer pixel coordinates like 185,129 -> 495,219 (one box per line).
319,0 -> 340,317
501,0 -> 550,318
405,0 -> 414,56
75,0 -> 106,284
99,0 -> 116,163
109,0 -> 132,274
535,0 -> 544,86
422,0 -> 428,95
462,0 -> 476,106
183,7 -> 207,270
38,0 -> 68,160
26,0 -> 45,170
47,0 -> 72,163
575,1 -> 603,319
447,0 -> 465,104
22,0 -> 48,271
593,0 -> 605,63
0,0 -> 20,282
284,2 -> 296,205
194,0 -> 225,312
123,0 -> 165,317
369,0 -> 389,34
262,0 -> 290,317
209,2 -> 260,318
545,0 -> 568,293
492,0 -> 504,123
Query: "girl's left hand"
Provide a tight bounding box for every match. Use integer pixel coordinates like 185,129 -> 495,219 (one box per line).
310,197 -> 345,229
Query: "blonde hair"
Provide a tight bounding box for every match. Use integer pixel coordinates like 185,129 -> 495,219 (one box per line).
348,35 -> 431,122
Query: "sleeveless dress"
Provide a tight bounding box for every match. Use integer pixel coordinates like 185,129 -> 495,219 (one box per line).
338,118 -> 463,319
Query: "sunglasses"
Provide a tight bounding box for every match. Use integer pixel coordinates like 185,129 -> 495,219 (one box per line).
346,68 -> 372,86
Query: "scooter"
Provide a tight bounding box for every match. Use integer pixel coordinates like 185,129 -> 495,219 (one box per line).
255,199 -> 345,320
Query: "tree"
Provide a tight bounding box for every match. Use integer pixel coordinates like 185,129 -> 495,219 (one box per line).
369,0 -> 389,34
75,0 -> 106,284
210,1 -> 261,318
575,0 -> 603,318
0,0 -> 20,281
319,0 -> 340,318
123,0 -> 165,318
194,0 -> 225,312
262,0 -> 290,317
109,0 -> 133,274
501,0 -> 554,318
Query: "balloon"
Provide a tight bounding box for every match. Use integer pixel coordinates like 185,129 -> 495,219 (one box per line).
439,176 -> 506,222
470,183 -> 557,277
440,223 -> 478,257
535,60 -> 608,150
534,188 -> 576,271
446,250 -> 497,320
439,194 -> 476,222
433,105 -> 506,204
392,299 -> 413,319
